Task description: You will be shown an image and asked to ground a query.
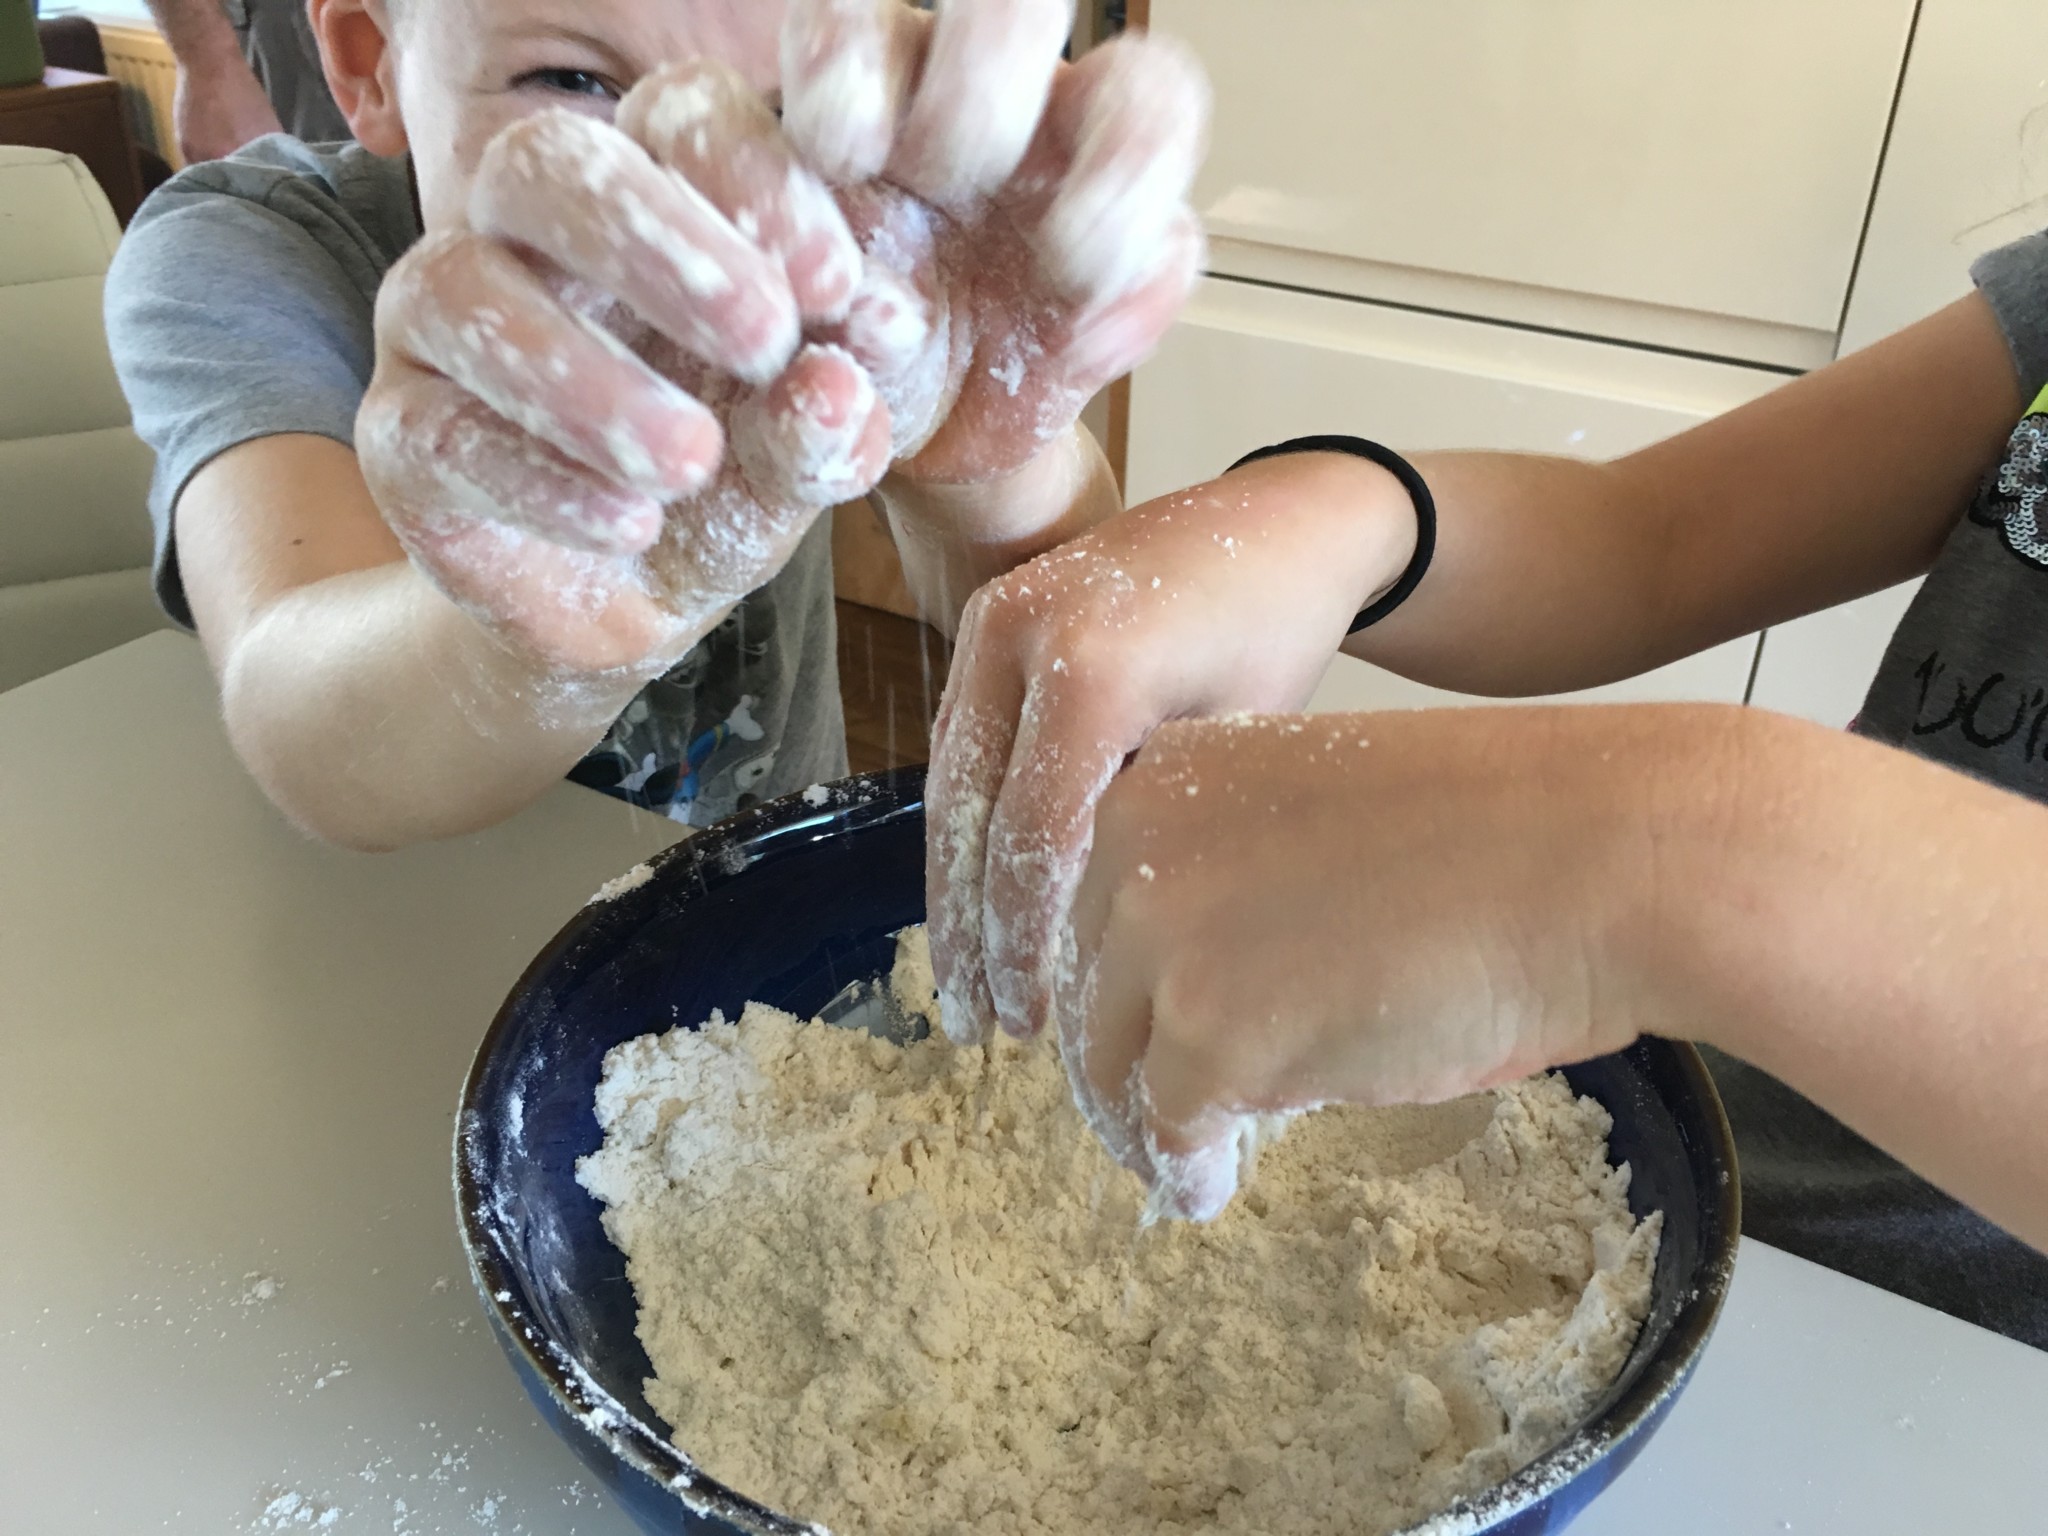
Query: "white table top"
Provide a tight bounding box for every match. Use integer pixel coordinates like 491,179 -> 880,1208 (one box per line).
5,635 -> 2047,1535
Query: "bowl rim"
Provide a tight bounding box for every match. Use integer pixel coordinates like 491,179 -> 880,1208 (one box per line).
454,768 -> 1743,1536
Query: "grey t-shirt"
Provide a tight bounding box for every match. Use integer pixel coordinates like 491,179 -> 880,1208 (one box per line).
104,136 -> 845,827
1705,226 -> 2048,1350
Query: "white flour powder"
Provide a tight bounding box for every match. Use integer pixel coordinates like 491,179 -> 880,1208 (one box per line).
577,931 -> 1660,1536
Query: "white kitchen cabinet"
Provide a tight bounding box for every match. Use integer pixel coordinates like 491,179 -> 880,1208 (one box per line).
1837,1 -> 2048,356
1124,2 -> 2040,730
1128,277 -> 1784,713
1745,580 -> 1921,730
1156,0 -> 1914,365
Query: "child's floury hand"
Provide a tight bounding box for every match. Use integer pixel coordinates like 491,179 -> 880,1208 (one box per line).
357,0 -> 1209,683
926,453 -> 1417,1047
1058,710 -> 1652,1221
359,52 -> 886,679
782,0 -> 1210,488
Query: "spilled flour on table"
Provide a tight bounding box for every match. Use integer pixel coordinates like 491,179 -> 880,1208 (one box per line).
253,1489 -> 340,1530
238,1272 -> 284,1308
578,929 -> 1660,1536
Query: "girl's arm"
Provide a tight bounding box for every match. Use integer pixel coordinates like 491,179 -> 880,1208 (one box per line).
1669,708 -> 2048,1256
1350,292 -> 2022,694
926,292 -> 2027,1044
1065,704 -> 2048,1250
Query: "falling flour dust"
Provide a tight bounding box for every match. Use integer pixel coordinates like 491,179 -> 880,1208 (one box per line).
576,929 -> 1661,1536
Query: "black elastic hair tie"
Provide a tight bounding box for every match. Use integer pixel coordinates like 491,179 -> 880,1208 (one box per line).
1228,435 -> 1437,634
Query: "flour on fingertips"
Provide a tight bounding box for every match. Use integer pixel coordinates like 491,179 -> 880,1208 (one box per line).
781,0 -> 894,185
887,923 -> 946,1038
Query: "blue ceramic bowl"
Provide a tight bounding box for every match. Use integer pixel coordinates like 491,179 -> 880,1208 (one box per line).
456,769 -> 1741,1536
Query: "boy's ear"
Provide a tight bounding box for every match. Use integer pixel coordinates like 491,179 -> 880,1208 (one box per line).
310,0 -> 408,158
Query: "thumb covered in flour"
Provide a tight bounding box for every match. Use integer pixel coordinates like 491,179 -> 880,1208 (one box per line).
1052,918 -> 1258,1225
1139,1111 -> 1255,1225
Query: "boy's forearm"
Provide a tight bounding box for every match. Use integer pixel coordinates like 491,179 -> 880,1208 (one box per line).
219,563 -> 643,850
1635,709 -> 2048,1253
875,425 -> 1122,636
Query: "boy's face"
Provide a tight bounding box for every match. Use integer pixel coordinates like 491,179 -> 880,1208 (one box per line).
380,0 -> 785,228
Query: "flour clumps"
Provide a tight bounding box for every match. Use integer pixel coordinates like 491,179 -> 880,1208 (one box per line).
577,929 -> 1660,1536
590,862 -> 656,904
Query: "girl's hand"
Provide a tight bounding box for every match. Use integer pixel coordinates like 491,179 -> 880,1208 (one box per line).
1057,709 -> 1657,1220
926,451 -> 1419,1045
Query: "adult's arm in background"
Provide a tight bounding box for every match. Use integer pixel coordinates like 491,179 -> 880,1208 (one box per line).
143,0 -> 284,163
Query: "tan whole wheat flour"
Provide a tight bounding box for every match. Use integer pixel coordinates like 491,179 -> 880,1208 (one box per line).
576,929 -> 1661,1536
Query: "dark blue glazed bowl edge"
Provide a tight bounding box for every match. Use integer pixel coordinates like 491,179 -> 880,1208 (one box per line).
452,771 -> 931,1535
454,766 -> 1742,1536
1396,1032 -> 1739,1535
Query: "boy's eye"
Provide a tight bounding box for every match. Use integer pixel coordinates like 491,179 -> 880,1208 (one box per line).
515,68 -> 622,102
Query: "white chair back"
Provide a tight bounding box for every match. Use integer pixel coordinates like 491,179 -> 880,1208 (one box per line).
0,145 -> 165,692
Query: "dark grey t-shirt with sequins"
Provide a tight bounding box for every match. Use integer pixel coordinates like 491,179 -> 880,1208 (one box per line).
104,136 -> 844,827
1704,226 -> 2048,1350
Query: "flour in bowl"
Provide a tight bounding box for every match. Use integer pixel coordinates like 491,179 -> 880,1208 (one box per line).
576,929 -> 1660,1536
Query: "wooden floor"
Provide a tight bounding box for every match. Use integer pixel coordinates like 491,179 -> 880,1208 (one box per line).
836,600 -> 953,775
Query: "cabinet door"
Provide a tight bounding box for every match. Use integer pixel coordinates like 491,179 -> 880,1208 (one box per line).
1745,582 -> 1921,729
1127,277 -> 1784,712
1157,0 -> 1913,336
1837,0 -> 2048,353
